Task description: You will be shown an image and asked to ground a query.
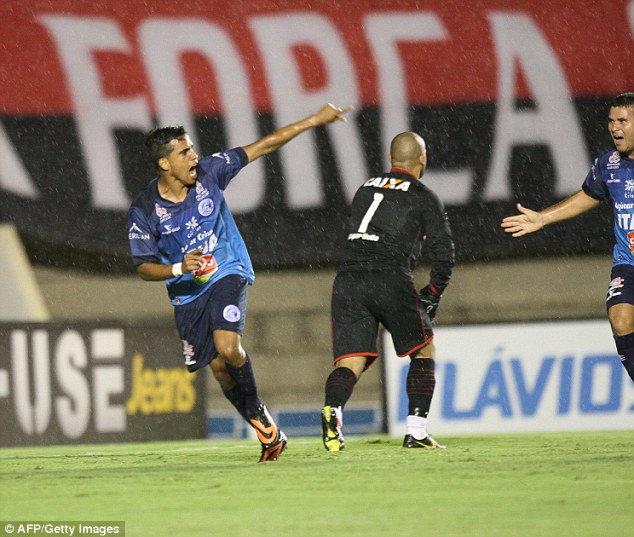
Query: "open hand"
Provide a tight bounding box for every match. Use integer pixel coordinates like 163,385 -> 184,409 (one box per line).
500,204 -> 544,237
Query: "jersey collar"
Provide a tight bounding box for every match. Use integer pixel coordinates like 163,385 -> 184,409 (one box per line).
390,167 -> 418,180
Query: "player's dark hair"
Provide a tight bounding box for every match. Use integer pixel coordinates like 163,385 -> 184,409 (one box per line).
145,125 -> 188,165
612,93 -> 634,108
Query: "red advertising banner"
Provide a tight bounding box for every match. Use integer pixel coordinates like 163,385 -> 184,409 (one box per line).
0,0 -> 631,269
1,0 -> 631,114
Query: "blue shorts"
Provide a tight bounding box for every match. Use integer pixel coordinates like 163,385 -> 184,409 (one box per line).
174,274 -> 248,372
606,264 -> 634,310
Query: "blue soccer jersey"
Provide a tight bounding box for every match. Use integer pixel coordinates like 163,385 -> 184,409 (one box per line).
128,147 -> 255,305
582,150 -> 634,267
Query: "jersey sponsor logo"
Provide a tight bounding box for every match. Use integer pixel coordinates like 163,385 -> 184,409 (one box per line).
162,223 -> 181,235
363,177 -> 411,191
607,173 -> 620,184
181,228 -> 218,254
182,340 -> 196,366
223,304 -> 241,323
185,216 -> 199,238
198,198 -> 214,217
616,214 -> 634,230
347,232 -> 379,242
128,222 -> 150,241
211,151 -> 231,165
195,181 -> 210,200
607,276 -> 625,300
615,202 -> 633,210
155,203 -> 172,223
607,151 -> 621,170
626,180 -> 634,191
196,228 -> 216,243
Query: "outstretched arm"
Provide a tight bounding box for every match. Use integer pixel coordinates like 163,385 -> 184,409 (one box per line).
501,190 -> 600,237
242,103 -> 352,162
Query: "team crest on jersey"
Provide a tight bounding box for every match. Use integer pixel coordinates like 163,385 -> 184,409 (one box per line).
198,198 -> 214,217
223,305 -> 241,323
607,151 -> 621,170
363,177 -> 411,191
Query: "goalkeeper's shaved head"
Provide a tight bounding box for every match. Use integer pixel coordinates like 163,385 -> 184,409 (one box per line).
390,132 -> 426,165
390,132 -> 427,178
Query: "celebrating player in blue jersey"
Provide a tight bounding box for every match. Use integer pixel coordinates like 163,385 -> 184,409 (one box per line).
501,92 -> 634,384
128,103 -> 351,461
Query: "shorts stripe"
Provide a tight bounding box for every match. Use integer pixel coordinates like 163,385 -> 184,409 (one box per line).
397,335 -> 434,358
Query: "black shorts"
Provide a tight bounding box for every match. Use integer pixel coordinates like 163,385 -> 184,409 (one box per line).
606,264 -> 634,309
174,275 -> 248,372
331,270 -> 433,366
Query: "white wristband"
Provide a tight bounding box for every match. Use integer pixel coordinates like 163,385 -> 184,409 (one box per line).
172,262 -> 183,277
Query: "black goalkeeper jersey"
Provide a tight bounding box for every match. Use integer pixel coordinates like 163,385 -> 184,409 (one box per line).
338,169 -> 455,292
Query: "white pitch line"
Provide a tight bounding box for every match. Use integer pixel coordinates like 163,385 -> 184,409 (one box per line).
79,439 -> 318,457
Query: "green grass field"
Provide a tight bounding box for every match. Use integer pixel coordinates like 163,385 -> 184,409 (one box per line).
1,431 -> 633,537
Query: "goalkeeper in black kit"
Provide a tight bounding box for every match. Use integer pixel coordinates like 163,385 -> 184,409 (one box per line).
321,131 -> 455,450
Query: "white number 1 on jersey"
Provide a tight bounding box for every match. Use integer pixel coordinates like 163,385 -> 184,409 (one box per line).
357,193 -> 384,233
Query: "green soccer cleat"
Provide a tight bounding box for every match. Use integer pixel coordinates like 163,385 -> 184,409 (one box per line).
402,434 -> 446,449
321,405 -> 345,451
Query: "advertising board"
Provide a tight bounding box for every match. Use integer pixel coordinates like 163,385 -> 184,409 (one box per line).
0,324 -> 206,446
383,320 -> 634,436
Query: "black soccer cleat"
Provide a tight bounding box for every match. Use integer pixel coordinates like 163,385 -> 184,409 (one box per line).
402,434 -> 445,449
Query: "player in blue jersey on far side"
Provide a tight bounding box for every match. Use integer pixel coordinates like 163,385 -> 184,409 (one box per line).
501,92 -> 634,384
128,103 -> 351,461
